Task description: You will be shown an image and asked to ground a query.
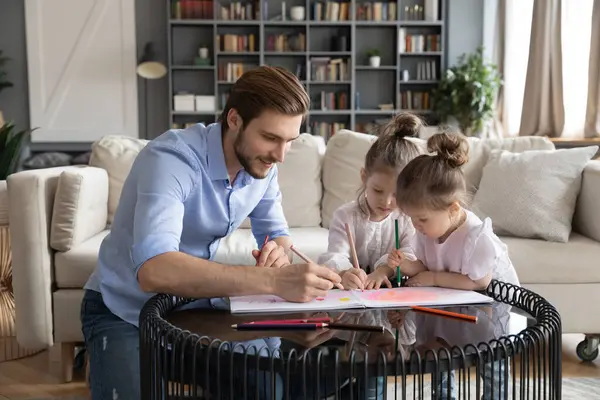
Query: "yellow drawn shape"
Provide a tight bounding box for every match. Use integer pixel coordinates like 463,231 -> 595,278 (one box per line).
339,297 -> 351,302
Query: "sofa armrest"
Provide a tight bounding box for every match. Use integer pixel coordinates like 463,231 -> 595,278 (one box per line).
7,166 -> 87,350
573,160 -> 600,242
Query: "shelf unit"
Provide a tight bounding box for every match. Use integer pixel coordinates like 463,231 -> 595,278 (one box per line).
167,0 -> 447,138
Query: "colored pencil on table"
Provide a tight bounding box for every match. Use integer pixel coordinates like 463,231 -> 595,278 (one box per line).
232,323 -> 327,331
411,306 -> 478,323
290,245 -> 345,290
395,219 -> 400,287
232,322 -> 385,332
249,317 -> 333,324
344,222 -> 364,291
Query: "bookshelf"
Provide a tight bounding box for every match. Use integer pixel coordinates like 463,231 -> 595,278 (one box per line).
167,0 -> 447,139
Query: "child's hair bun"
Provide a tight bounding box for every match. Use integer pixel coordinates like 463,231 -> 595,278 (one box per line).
390,112 -> 423,139
427,132 -> 469,168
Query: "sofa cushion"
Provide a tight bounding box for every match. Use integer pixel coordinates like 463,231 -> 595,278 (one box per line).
214,227 -> 330,266
50,167 -> 109,252
504,233 -> 600,284
89,135 -> 149,224
462,136 -> 555,192
241,133 -> 326,228
54,230 -> 109,288
472,146 -> 598,242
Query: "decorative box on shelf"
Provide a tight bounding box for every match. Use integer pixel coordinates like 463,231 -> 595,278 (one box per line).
195,95 -> 216,112
173,93 -> 195,112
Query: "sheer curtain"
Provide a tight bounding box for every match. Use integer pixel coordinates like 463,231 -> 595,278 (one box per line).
500,0 -> 594,137
561,0 -> 594,138
503,0 -> 534,136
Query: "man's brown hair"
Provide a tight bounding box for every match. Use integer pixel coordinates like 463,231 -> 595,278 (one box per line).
219,66 -> 310,131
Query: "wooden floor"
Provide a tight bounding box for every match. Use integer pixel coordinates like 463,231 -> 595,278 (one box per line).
0,334 -> 599,399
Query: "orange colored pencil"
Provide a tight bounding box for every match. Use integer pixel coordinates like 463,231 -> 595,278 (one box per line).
344,223 -> 360,270
411,306 -> 478,323
290,245 -> 344,290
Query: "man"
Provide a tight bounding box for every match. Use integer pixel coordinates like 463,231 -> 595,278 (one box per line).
80,66 -> 342,399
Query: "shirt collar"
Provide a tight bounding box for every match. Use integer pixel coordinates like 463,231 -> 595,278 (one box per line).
206,123 -> 229,181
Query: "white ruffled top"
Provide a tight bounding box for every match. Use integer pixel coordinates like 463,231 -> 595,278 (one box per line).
317,199 -> 416,274
412,209 -> 520,286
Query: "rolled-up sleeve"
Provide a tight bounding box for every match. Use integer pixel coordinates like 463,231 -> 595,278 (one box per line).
248,166 -> 290,247
131,144 -> 199,273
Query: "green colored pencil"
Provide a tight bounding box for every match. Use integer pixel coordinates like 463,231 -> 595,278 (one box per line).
395,219 -> 400,286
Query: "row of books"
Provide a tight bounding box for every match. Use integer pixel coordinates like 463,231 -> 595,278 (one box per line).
310,122 -> 345,140
356,2 -> 397,21
219,1 -> 260,20
171,0 -> 214,19
265,33 -> 306,52
313,91 -> 349,110
310,58 -> 350,82
398,90 -> 432,110
398,30 -> 442,53
218,62 -> 257,82
312,1 -> 351,21
217,34 -> 257,52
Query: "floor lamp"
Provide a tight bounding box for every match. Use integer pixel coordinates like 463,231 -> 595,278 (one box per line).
136,42 -> 166,139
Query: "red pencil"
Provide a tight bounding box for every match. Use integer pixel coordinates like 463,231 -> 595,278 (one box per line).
411,306 -> 478,323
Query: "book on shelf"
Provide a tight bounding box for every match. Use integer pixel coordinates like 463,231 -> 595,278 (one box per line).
171,0 -> 214,19
218,1 -> 260,20
355,1 -> 397,21
312,1 -> 350,21
310,122 -> 345,140
309,58 -> 350,82
314,91 -> 348,110
416,60 -> 437,80
219,62 -> 257,81
398,29 -> 441,53
399,91 -> 431,110
265,33 -> 306,52
217,34 -> 257,52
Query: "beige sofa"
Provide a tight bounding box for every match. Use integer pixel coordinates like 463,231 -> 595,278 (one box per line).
8,129 -> 600,381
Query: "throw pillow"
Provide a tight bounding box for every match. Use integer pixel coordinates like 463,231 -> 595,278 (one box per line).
471,146 -> 599,242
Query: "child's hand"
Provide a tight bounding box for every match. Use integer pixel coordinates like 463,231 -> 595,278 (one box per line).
364,268 -> 392,290
340,268 -> 367,290
387,249 -> 405,269
406,271 -> 436,287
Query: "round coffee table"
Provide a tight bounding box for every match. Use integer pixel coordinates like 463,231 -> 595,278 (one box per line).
139,280 -> 561,399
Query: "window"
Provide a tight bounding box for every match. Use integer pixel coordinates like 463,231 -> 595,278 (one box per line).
561,0 -> 594,138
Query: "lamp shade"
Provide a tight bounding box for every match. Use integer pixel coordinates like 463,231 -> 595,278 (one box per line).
137,42 -> 166,80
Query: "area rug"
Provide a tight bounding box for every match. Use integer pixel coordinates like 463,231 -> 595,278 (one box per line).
386,377 -> 600,399
20,378 -> 600,399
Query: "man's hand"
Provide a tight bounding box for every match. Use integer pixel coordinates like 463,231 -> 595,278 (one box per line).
272,263 -> 343,302
405,271 -> 436,287
252,240 -> 290,268
340,268 -> 367,290
364,268 -> 393,290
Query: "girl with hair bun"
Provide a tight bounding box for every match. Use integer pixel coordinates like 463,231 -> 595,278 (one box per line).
388,131 -> 519,290
318,113 -> 424,291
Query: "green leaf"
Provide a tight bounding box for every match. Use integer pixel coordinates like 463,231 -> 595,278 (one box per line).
0,123 -> 33,180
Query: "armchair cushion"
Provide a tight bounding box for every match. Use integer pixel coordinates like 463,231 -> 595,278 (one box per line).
50,167 -> 109,252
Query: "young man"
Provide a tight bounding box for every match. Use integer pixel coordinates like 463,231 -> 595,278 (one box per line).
80,66 -> 341,399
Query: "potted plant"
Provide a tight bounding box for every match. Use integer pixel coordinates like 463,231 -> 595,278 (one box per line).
431,46 -> 502,136
367,48 -> 381,68
0,51 -> 14,126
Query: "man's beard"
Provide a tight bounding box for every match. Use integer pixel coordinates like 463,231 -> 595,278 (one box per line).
234,131 -> 274,179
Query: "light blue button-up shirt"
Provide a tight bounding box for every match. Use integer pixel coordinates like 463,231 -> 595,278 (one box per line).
84,123 -> 290,326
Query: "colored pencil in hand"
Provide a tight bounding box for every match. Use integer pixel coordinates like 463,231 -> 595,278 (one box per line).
290,245 -> 344,290
394,220 -> 400,285
411,306 -> 478,323
255,235 -> 270,266
344,222 -> 364,291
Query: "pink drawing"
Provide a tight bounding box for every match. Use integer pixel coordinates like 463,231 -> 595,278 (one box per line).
361,288 -> 439,302
316,298 -> 325,301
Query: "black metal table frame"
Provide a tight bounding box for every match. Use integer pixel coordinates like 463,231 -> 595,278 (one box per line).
140,280 -> 562,399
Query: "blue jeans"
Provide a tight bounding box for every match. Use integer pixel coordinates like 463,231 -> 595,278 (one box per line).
81,290 -> 285,399
436,360 -> 508,399
80,289 -> 141,400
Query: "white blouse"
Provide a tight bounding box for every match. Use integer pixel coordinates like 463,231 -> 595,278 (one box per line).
412,209 -> 520,286
318,200 -> 416,274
